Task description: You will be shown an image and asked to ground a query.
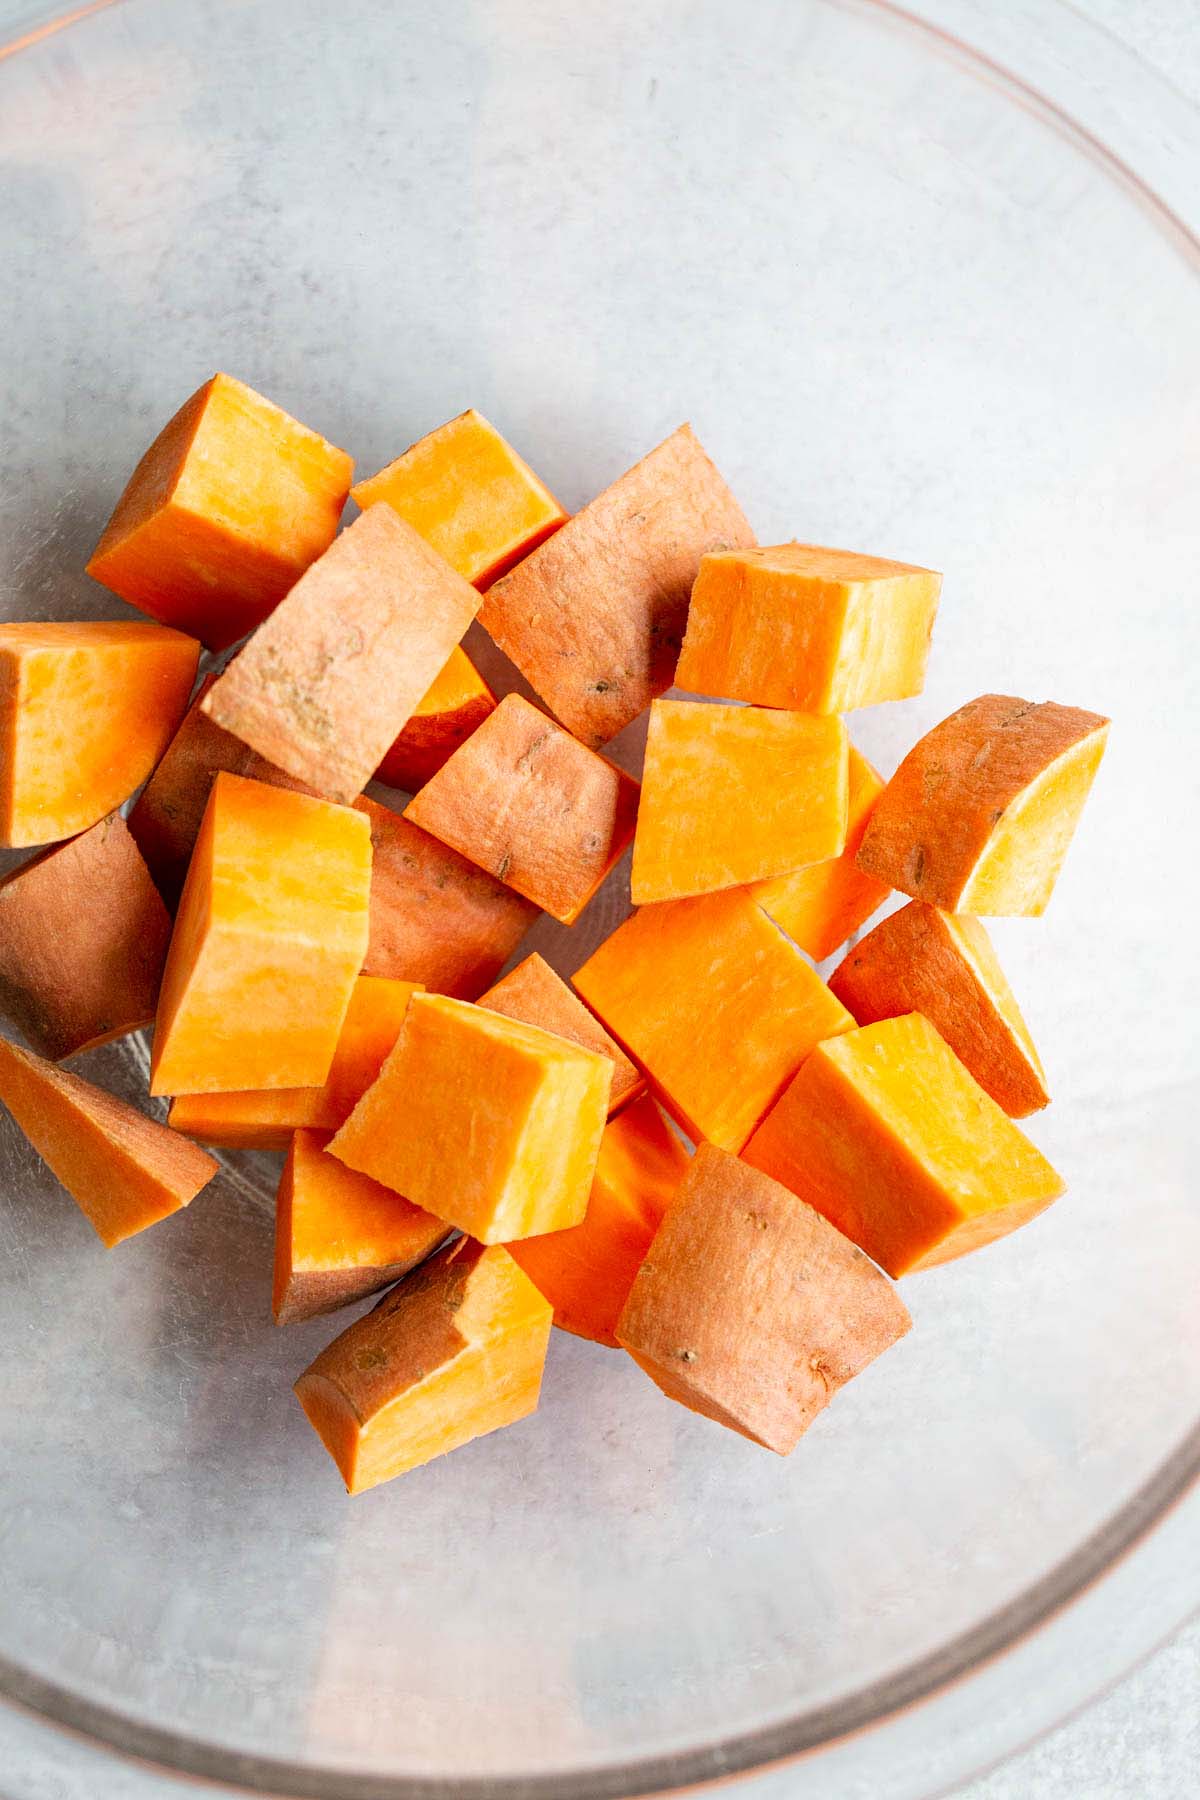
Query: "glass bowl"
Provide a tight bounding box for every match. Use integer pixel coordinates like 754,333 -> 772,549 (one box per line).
1,2 -> 1198,1796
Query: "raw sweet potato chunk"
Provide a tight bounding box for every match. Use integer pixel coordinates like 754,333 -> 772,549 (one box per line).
572,891 -> 854,1152
404,694 -> 640,925
631,700 -> 848,903
168,976 -> 420,1149
0,622 -> 199,848
749,745 -> 890,962
856,694 -> 1109,915
351,409 -> 567,588
617,1144 -> 910,1451
743,1013 -> 1066,1277
0,1038 -> 217,1247
86,373 -> 353,650
150,773 -> 372,1096
676,543 -> 941,713
331,992 -> 612,1243
375,646 -> 496,792
273,1128 -> 448,1325
201,505 -> 482,804
507,1094 -> 688,1347
295,1238 -> 552,1493
480,953 -> 643,1114
480,424 -> 755,747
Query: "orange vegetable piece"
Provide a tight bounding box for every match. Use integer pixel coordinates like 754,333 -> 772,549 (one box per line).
0,622 -> 199,848
617,1144 -> 911,1452
749,744 -> 890,962
856,694 -> 1110,915
743,1012 -> 1066,1277
201,505 -> 482,805
150,773 -> 372,1096
167,975 -> 420,1149
375,646 -> 496,792
676,543 -> 942,712
350,409 -> 567,588
294,1238 -> 552,1494
572,891 -> 854,1152
273,1128 -> 449,1326
507,1094 -> 688,1347
0,1038 -> 217,1247
480,952 -> 643,1115
331,992 -> 612,1243
480,424 -> 755,747
829,902 -> 1049,1117
404,694 -> 640,925
631,700 -> 848,903
86,373 -> 353,651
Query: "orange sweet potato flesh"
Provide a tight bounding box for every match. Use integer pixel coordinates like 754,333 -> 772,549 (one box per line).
273,1128 -> 449,1325
507,1094 -> 688,1347
617,1144 -> 910,1452
294,1237 -> 552,1493
375,646 -> 496,792
404,694 -> 640,925
86,373 -> 353,651
331,992 -> 612,1243
677,543 -> 942,713
631,700 -> 848,903
0,814 -> 171,1061
168,975 -> 420,1149
0,622 -> 199,849
480,424 -> 755,747
830,902 -> 1049,1117
572,891 -> 854,1153
856,695 -> 1110,915
351,409 -> 567,588
201,505 -> 482,805
743,1012 -> 1066,1277
480,952 -> 643,1115
150,773 -> 372,1096
0,1038 -> 217,1247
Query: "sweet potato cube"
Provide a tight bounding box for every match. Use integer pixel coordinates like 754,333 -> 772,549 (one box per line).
375,646 -> 497,792
150,773 -> 372,1095
617,1145 -> 910,1452
572,891 -> 854,1152
743,1013 -> 1066,1277
351,409 -> 567,588
294,1238 -> 552,1493
201,505 -> 482,804
676,543 -> 941,713
273,1128 -> 449,1326
330,993 -> 612,1243
507,1094 -> 688,1347
631,700 -> 848,903
86,373 -> 353,651
480,952 -> 643,1115
168,975 -> 420,1149
0,1039 -> 217,1247
0,622 -> 199,848
480,424 -> 755,747
829,902 -> 1048,1117
856,694 -> 1110,915
750,744 -> 890,962
404,694 -> 639,925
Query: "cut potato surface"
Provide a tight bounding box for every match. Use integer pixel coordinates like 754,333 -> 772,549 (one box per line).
480,953 -> 644,1115
375,646 -> 496,792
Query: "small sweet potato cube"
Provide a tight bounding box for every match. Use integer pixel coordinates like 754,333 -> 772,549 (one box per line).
375,646 -> 496,792
572,891 -> 854,1152
273,1128 -> 449,1325
616,1144 -> 910,1452
743,1013 -> 1066,1277
86,373 -> 353,651
676,543 -> 942,713
404,694 -> 639,924
480,424 -> 755,747
294,1237 -> 553,1493
351,409 -> 567,588
632,700 -> 848,903
330,992 -> 612,1243
480,952 -> 643,1115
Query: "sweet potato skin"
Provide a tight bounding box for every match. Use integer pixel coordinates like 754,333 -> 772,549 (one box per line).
480,953 -> 644,1114
375,647 -> 496,792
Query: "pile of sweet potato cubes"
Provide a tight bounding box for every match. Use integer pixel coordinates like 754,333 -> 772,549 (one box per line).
0,376 -> 1108,1495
